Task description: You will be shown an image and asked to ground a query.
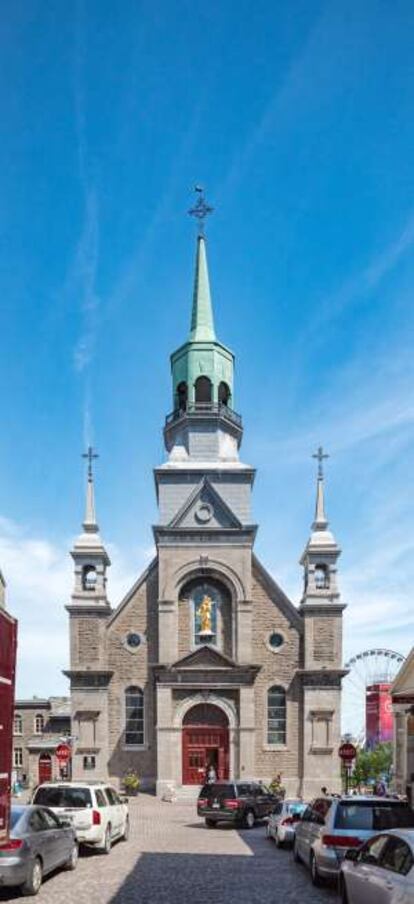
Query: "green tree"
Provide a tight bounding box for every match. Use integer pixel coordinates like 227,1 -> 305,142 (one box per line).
351,742 -> 393,789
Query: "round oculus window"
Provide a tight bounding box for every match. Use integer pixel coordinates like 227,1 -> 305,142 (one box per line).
126,632 -> 141,649
195,502 -> 213,524
269,632 -> 284,650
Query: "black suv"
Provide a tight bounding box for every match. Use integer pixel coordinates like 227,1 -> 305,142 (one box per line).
197,781 -> 278,829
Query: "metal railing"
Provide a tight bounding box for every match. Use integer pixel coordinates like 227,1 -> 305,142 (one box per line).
165,402 -> 242,428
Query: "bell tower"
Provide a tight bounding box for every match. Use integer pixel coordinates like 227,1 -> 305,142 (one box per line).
70,447 -> 110,608
300,447 -> 347,797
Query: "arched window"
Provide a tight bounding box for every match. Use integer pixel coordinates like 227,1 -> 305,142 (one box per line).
218,381 -> 231,407
14,714 -> 22,735
82,565 -> 97,591
35,714 -> 44,735
267,686 -> 286,745
315,564 -> 329,589
195,376 -> 212,404
125,686 -> 144,746
176,381 -> 188,412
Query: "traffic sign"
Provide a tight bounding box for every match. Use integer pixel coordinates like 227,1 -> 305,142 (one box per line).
55,743 -> 71,763
339,742 -> 357,762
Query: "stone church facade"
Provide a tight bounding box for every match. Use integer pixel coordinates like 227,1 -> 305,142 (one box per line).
65,227 -> 346,798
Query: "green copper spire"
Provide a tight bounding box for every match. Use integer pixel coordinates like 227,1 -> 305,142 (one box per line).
189,236 -> 216,342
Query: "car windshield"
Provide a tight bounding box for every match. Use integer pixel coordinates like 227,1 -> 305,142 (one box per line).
287,803 -> 306,816
335,802 -> 414,831
199,784 -> 235,800
33,786 -> 93,808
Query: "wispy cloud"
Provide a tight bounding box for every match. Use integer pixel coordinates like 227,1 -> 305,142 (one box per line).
0,515 -> 148,698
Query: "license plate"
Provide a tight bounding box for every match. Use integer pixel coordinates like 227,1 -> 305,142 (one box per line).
212,802 -> 220,809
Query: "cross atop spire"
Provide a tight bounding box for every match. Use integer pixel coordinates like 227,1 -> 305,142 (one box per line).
81,446 -> 99,532
82,445 -> 99,482
312,445 -> 329,480
188,185 -> 214,237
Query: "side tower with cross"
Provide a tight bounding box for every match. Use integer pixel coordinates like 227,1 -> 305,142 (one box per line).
300,447 -> 347,796
65,447 -> 112,780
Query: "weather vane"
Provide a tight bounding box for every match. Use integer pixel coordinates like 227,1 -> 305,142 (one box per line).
188,185 -> 214,236
82,445 -> 99,481
312,445 -> 329,480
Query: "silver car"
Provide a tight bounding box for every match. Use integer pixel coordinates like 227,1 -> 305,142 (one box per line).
266,799 -> 307,847
340,829 -> 414,904
0,804 -> 78,895
293,796 -> 414,886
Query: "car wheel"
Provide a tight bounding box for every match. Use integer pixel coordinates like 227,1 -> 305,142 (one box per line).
121,817 -> 130,842
293,839 -> 301,863
244,809 -> 255,829
22,857 -> 43,896
64,842 -> 79,870
310,851 -> 323,887
102,825 -> 112,854
205,818 -> 216,828
275,831 -> 283,848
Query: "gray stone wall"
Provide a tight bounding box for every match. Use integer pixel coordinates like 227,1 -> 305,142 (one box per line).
106,563 -> 159,789
251,565 -> 302,793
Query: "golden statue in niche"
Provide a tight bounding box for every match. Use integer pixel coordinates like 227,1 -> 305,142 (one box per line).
197,594 -> 214,635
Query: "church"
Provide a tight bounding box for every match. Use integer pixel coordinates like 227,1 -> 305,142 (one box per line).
65,207 -> 346,799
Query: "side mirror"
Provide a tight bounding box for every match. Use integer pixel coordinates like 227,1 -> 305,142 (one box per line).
345,849 -> 359,862
59,817 -> 72,828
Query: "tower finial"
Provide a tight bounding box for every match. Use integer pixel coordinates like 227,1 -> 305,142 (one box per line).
312,445 -> 329,529
188,185 -> 214,237
82,446 -> 99,531
312,445 -> 329,480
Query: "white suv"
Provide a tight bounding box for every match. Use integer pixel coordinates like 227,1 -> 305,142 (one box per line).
31,782 -> 129,853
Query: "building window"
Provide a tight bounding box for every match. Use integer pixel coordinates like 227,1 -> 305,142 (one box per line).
34,714 -> 44,735
268,632 -> 284,651
126,632 -> 141,650
83,755 -> 96,770
14,748 -> 23,768
176,381 -> 188,412
218,381 -> 231,406
125,686 -> 144,746
195,375 -> 212,404
14,714 -> 22,735
82,565 -> 97,591
267,686 -> 286,745
315,564 -> 329,589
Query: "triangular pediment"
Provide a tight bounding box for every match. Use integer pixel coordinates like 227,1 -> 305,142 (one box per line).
171,646 -> 236,670
169,478 -> 243,530
392,648 -> 414,695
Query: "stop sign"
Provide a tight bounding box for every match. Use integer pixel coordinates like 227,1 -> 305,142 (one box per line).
339,742 -> 357,762
55,743 -> 71,763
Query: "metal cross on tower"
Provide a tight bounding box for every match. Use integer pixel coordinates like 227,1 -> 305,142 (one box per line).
82,445 -> 99,481
312,445 -> 329,479
188,185 -> 214,236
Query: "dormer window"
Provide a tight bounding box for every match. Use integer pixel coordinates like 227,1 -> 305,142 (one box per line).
315,564 -> 329,589
82,565 -> 97,591
35,713 -> 44,735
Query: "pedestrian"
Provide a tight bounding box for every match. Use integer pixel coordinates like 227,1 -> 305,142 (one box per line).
207,763 -> 217,783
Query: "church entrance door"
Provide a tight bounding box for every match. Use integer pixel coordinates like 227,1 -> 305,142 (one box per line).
182,703 -> 229,785
38,753 -> 52,784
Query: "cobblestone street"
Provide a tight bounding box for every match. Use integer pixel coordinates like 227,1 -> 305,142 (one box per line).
1,796 -> 338,904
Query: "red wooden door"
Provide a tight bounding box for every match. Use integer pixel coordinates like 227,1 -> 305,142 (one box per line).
38,754 -> 52,784
182,727 -> 229,784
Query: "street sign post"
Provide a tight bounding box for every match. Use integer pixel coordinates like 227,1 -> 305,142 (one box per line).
339,742 -> 357,794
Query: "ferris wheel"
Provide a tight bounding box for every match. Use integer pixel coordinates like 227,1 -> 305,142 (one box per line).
342,648 -> 405,744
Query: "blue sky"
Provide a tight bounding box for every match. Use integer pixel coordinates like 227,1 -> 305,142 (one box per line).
1,1 -> 414,735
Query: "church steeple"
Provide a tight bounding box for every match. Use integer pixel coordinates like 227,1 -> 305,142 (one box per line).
189,236 -> 216,342
69,447 -> 110,608
300,447 -> 341,604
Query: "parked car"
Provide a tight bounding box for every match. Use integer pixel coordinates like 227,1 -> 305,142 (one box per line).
340,828 -> 414,904
198,780 -> 278,829
293,796 -> 414,886
31,782 -> 129,853
266,799 -> 307,847
0,804 -> 78,896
